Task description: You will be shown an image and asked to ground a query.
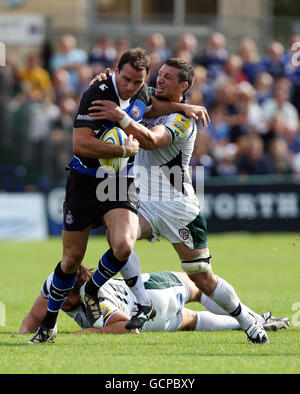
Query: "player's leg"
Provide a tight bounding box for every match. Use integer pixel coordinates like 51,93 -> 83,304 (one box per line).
105,224 -> 152,307
105,218 -> 156,327
194,310 -> 240,331
82,208 -> 146,326
120,251 -> 153,306
46,228 -> 91,327
175,272 -> 202,303
85,208 -> 138,297
178,271 -> 289,331
178,308 -> 240,331
138,213 -> 154,240
199,293 -> 290,331
120,214 -> 156,330
180,307 -> 289,332
199,292 -> 261,321
120,213 -> 154,306
105,208 -> 139,261
177,271 -> 249,320
173,242 -> 269,344
29,227 -> 91,344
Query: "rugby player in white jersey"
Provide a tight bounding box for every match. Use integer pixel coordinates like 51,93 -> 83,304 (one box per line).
19,262 -> 289,336
88,58 -> 270,344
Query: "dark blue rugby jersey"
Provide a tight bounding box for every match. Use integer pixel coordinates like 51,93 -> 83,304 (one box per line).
68,77 -> 152,177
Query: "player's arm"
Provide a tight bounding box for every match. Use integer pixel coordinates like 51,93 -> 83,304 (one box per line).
87,100 -> 170,150
125,124 -> 170,150
18,294 -> 48,333
73,127 -> 139,158
71,310 -> 136,335
88,70 -> 210,127
147,97 -> 210,127
89,96 -> 209,128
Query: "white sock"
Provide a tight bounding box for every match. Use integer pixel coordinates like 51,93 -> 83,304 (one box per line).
120,251 -> 151,306
208,276 -> 256,330
195,311 -> 240,331
201,293 -> 263,323
201,293 -> 230,315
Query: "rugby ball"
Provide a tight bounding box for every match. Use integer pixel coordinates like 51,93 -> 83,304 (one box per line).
98,127 -> 129,174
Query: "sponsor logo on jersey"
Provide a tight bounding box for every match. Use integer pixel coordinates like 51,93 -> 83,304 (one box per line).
100,302 -> 113,321
172,114 -> 190,136
99,84 -> 108,91
76,114 -> 94,121
179,228 -> 189,240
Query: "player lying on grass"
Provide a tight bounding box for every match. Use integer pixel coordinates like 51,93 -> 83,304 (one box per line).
19,261 -> 290,337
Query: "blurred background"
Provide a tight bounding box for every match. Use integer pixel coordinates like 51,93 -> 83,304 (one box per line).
0,0 -> 300,239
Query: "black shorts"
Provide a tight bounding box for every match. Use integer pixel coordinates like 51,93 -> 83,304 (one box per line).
63,169 -> 138,231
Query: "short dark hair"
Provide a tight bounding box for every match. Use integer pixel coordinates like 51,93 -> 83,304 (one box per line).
68,264 -> 94,297
165,58 -> 194,93
118,47 -> 151,74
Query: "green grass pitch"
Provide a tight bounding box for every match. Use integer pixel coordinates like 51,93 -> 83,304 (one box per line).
0,233 -> 299,374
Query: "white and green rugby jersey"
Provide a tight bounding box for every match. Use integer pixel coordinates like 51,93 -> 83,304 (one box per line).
134,112 -> 197,201
41,271 -> 188,331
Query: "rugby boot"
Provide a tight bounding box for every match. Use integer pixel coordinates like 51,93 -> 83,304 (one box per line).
262,311 -> 290,331
245,316 -> 269,344
28,324 -> 57,344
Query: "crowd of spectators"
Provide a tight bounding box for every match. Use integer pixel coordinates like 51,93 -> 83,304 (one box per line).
1,31 -> 300,191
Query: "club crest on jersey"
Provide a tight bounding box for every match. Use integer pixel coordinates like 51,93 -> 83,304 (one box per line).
65,212 -> 74,225
173,114 -> 190,136
179,229 -> 189,240
131,105 -> 141,119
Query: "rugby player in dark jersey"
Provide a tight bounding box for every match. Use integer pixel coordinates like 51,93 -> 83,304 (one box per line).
29,48 -> 156,344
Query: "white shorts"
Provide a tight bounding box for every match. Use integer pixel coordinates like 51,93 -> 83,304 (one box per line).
139,197 -> 207,249
142,272 -> 190,332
